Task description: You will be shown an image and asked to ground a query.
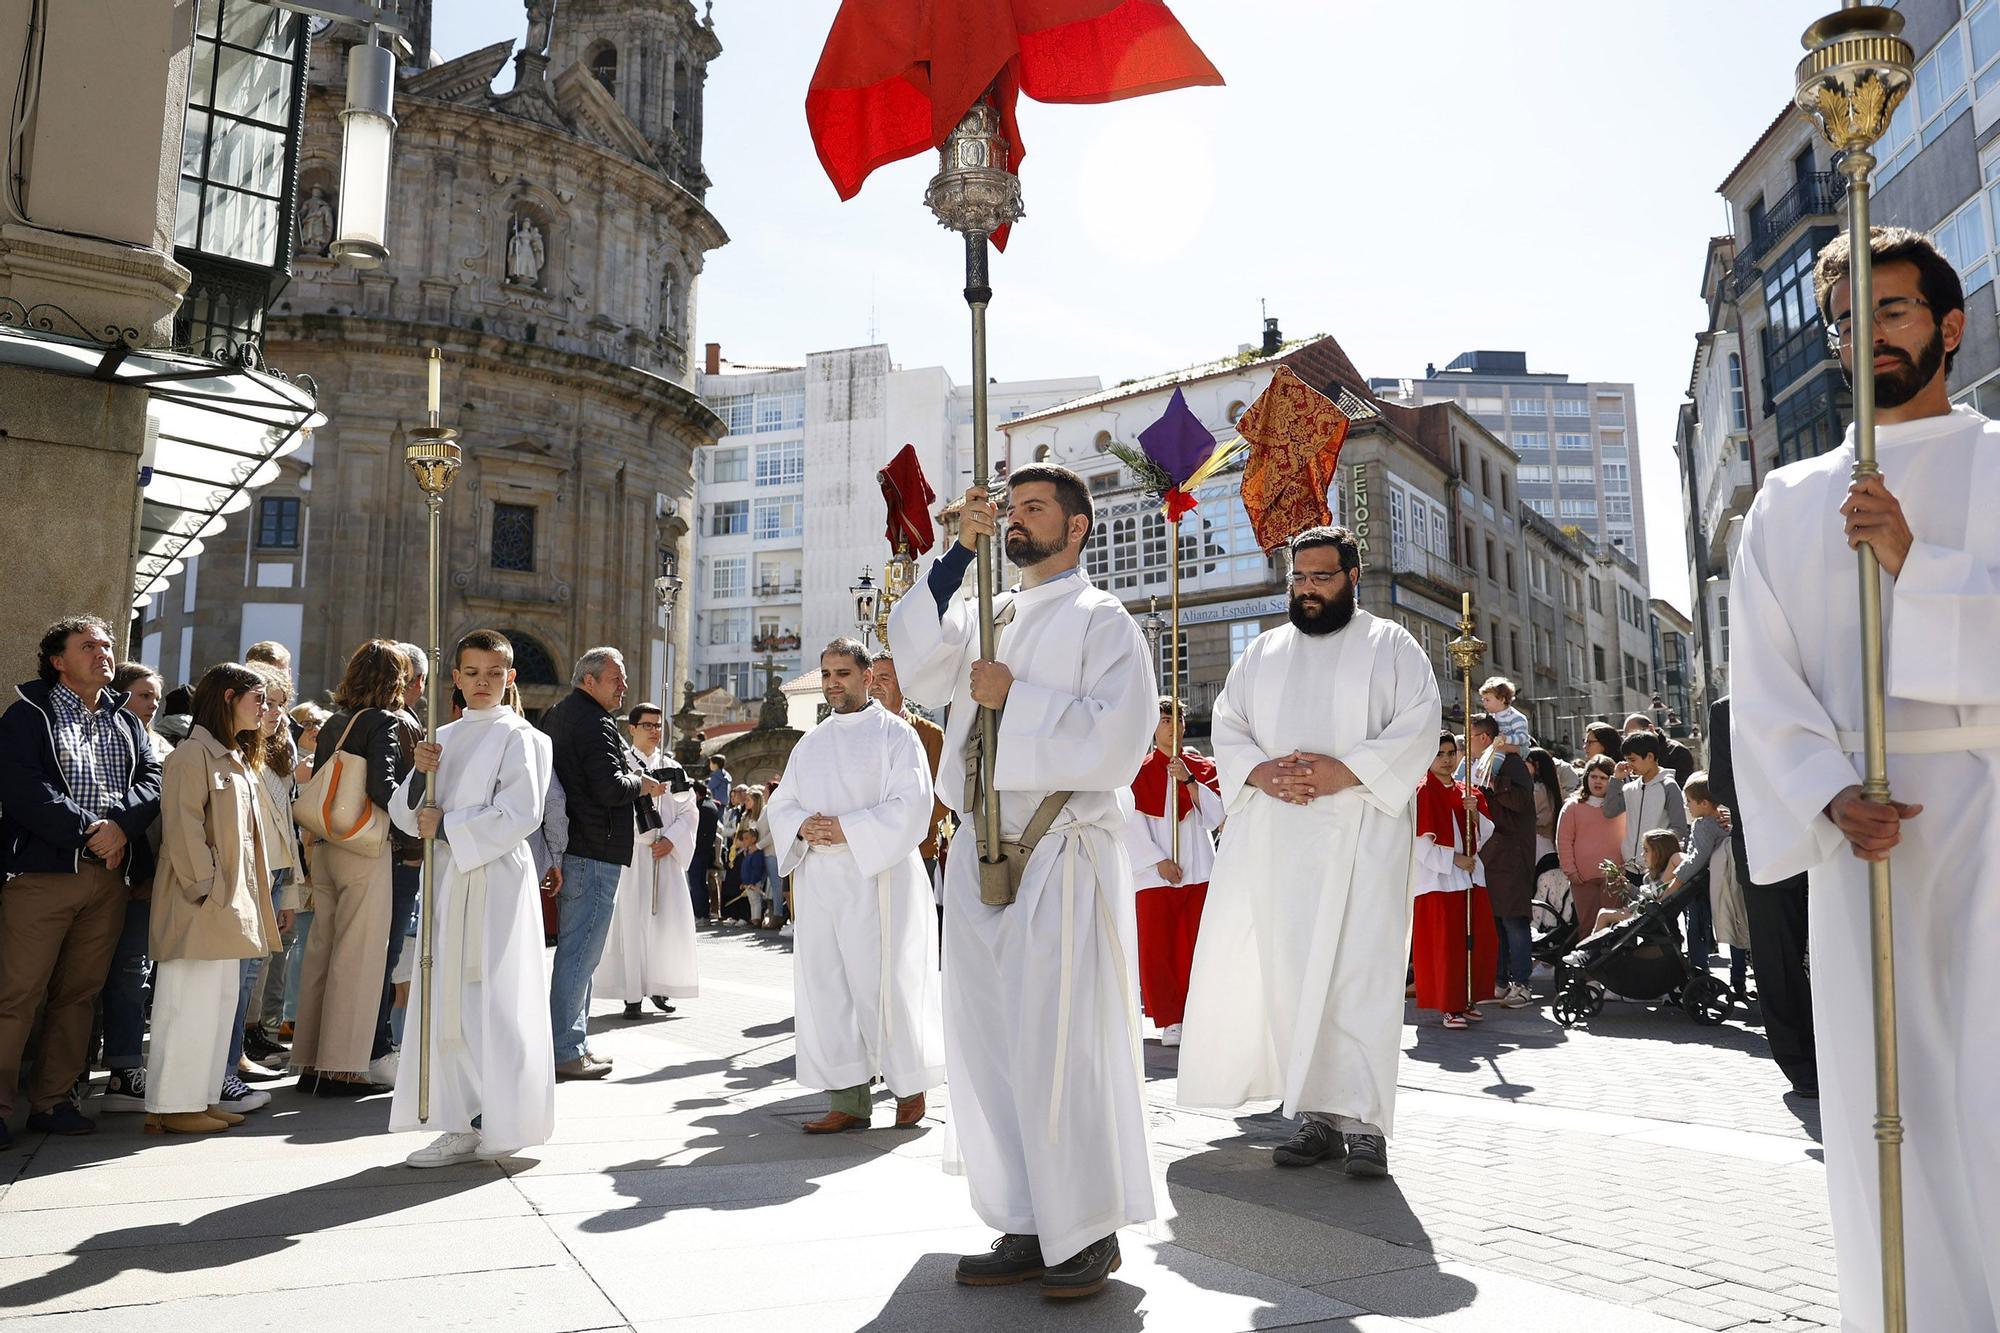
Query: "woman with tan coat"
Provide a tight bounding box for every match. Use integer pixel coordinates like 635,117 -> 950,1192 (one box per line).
292,640 -> 409,1096
145,664 -> 279,1134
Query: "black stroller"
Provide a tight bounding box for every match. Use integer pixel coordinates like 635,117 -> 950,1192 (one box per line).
1550,872 -> 1734,1029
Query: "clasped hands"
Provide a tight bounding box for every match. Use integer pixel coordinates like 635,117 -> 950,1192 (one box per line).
1249,751 -> 1358,805
800,813 -> 848,846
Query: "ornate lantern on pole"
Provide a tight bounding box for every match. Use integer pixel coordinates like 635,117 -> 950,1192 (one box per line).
1792,6 -> 1916,1328
404,348 -> 460,1125
330,5 -> 397,268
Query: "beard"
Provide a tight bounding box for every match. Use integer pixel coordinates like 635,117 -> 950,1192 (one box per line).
1004,526 -> 1064,566
1289,582 -> 1356,636
826,688 -> 867,714
1852,326 -> 1945,409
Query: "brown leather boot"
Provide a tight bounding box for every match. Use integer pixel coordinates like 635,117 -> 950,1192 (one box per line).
145,1112 -> 228,1135
801,1109 -> 869,1134
894,1092 -> 926,1127
204,1105 -> 246,1126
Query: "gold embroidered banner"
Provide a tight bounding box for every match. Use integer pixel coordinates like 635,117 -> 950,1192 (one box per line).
1236,365 -> 1350,552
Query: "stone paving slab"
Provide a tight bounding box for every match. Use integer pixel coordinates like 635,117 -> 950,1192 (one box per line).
0,927 -> 1839,1332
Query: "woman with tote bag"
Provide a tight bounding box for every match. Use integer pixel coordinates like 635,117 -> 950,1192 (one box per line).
289,640 -> 410,1097
145,663 -> 279,1134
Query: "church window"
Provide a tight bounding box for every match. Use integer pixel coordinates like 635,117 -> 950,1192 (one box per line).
491,503 -> 536,571
504,633 -> 560,686
590,45 -> 617,96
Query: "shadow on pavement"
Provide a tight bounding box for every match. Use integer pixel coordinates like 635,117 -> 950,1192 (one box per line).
852,1249 -> 1148,1332
0,1163 -> 493,1312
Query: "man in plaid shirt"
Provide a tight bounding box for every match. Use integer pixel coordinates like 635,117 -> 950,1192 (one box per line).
0,615 -> 162,1146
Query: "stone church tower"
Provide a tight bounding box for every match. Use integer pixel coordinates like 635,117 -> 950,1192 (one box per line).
138,1 -> 727,714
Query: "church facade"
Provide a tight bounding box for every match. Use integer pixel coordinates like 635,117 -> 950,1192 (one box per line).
136,0 -> 727,715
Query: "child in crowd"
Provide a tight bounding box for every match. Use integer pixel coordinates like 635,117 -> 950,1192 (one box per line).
1478,677 -> 1534,756
1591,828 -> 1683,936
736,829 -> 769,925
388,630 -> 555,1168
1663,773 -> 1730,976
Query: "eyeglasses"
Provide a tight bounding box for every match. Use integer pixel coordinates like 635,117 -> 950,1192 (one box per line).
1826,296 -> 1932,350
634,721 -> 663,731
1287,568 -> 1351,587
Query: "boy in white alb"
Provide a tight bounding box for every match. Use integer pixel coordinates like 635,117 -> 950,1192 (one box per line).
390,631 -> 556,1167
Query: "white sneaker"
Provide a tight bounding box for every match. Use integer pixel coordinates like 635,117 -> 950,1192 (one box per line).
778,921 -> 794,937
405,1130 -> 482,1169
369,1050 -> 400,1088
1502,983 -> 1533,1008
1161,1023 -> 1183,1048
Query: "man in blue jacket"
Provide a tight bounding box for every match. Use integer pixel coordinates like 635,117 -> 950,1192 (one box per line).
0,616 -> 162,1145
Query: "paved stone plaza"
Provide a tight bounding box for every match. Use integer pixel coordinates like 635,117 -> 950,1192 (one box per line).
0,930 -> 1837,1331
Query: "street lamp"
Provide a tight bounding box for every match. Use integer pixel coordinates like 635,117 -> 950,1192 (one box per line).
850,567 -> 881,644
331,31 -> 395,267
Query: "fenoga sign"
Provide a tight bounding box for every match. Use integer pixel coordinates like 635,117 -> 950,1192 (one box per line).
1350,463 -> 1370,564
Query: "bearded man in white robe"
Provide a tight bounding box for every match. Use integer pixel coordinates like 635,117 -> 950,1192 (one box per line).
593,702 -> 700,1019
388,631 -> 556,1167
1731,225 -> 2000,1333
888,464 -> 1156,1301
1178,525 -> 1440,1179
767,638 -> 942,1132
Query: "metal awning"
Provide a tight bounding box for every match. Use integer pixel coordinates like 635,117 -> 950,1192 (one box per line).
0,320 -> 324,610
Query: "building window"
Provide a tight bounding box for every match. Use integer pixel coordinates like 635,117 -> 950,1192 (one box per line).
755,439 -> 804,488
1229,619 -> 1260,661
589,44 -> 617,95
1934,190 -> 1996,293
1555,433 -> 1591,451
711,556 -> 747,599
1553,398 -> 1590,418
714,396 -> 755,434
755,392 -> 806,433
1762,230 -> 1839,397
1775,370 -> 1847,466
256,495 -> 300,549
1463,525 -> 1477,572
1718,594 -> 1730,663
1602,462 -> 1630,491
178,2 -> 306,268
753,496 -> 803,541
1511,432 -> 1547,451
1559,499 -> 1598,520
1479,457 -> 1492,498
710,500 -> 748,536
1504,551 -> 1516,591
1589,577 -> 1602,612
1518,465 -> 1551,484
1727,352 -> 1748,430
1879,24 -> 1970,184
708,609 -> 750,646
1593,645 -> 1607,682
712,446 -> 748,483
491,503 -> 535,571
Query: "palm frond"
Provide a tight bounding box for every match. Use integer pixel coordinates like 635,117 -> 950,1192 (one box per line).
1105,441 -> 1175,498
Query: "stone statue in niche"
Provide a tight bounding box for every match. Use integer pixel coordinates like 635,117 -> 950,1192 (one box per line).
298,186 -> 334,256
506,213 -> 546,287
659,267 -> 680,341
524,0 -> 555,56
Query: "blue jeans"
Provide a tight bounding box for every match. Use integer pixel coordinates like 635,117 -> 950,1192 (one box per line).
551,855 -> 623,1063
283,910 -> 313,1022
101,896 -> 152,1072
1682,889 -> 1714,973
372,862 -> 422,1061
229,871 -> 287,1071
1494,914 -> 1533,987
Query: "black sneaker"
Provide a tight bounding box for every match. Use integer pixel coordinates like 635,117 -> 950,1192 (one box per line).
244,1029 -> 288,1063
26,1101 -> 94,1136
955,1233 -> 1046,1286
1040,1235 -> 1121,1300
101,1068 -> 147,1112
219,1075 -> 272,1112
1342,1133 -> 1389,1178
0,1119 -> 12,1150
622,1002 -> 643,1019
649,995 -> 676,1014
1272,1119 -> 1345,1168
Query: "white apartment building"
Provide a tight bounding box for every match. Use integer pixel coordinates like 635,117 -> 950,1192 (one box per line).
1372,350 -> 1649,568
693,345 -> 1096,697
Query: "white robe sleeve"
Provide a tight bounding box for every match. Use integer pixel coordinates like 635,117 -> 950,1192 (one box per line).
886,566 -> 978,711
992,604 -> 1155,795
1210,648 -> 1272,816
766,759 -> 813,877
1728,486 -> 1858,882
1888,539 -> 2000,704
1412,833 -> 1456,876
1340,629 -> 1444,818
834,721 -> 934,879
441,728 -> 552,876
1189,777 -> 1225,834
657,789 -> 698,877
1123,799 -> 1168,874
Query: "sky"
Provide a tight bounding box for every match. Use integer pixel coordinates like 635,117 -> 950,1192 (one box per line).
432,0 -> 1833,615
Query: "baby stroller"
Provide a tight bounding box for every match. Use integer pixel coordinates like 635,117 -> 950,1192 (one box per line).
1550,872 -> 1734,1029
1530,857 -> 1577,968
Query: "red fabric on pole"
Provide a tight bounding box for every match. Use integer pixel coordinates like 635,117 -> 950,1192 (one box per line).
806,0 -> 1222,238
1412,886 -> 1499,1016
878,443 -> 939,556
1135,880 -> 1207,1028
